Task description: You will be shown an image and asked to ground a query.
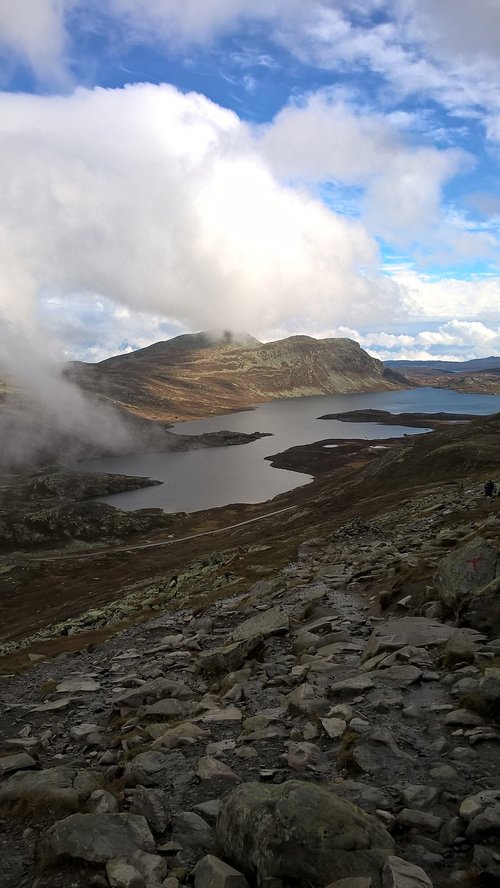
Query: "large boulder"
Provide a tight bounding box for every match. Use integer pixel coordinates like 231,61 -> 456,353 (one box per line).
434,537 -> 498,612
198,636 -> 264,676
0,766 -> 102,811
47,813 -> 155,863
230,606 -> 289,643
217,780 -> 395,887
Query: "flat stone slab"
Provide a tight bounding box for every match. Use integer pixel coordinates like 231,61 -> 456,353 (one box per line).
231,606 -> 289,642
362,618 -> 458,663
48,813 -> 155,863
0,753 -> 38,776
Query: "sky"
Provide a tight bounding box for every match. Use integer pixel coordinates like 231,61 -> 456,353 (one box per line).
1,1 -> 500,365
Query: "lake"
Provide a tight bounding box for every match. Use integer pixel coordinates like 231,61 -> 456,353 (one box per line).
80,387 -> 500,513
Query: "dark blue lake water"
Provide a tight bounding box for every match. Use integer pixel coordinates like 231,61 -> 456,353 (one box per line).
80,387 -> 500,513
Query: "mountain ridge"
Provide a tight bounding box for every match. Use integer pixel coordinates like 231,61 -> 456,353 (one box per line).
66,330 -> 411,422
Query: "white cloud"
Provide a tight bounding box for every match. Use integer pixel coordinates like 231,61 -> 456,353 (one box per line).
0,0 -> 70,85
260,94 -> 468,249
0,82 -> 403,374
391,270 -> 500,320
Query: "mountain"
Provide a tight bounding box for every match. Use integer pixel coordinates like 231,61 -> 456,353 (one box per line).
384,356 -> 500,395
385,356 -> 500,374
66,331 -> 411,421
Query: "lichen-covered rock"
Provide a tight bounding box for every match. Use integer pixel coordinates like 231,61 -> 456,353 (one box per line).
434,537 -> 497,611
216,780 -> 395,887
47,813 -> 155,862
479,667 -> 500,708
383,856 -> 433,888
0,766 -> 102,811
230,606 -> 289,643
198,636 -> 264,676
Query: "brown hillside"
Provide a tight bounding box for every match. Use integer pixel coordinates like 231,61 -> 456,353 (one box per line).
66,330 -> 410,421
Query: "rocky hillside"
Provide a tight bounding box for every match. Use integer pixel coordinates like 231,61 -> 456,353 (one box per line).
67,331 -> 410,421
1,481 -> 500,888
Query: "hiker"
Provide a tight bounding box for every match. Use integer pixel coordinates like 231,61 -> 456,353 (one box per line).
484,479 -> 495,498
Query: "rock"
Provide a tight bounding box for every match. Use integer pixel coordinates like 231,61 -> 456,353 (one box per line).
106,859 -> 145,888
361,618 -> 456,664
434,537 -> 498,611
217,780 -> 395,887
56,677 -> 101,693
198,636 -> 264,676
286,683 -> 330,718
442,630 -> 476,666
171,811 -> 214,852
114,678 -> 194,709
196,756 -> 239,781
396,810 -> 443,834
0,766 -> 102,810
479,667 -> 500,708
0,752 -> 38,776
192,799 -> 223,827
465,803 -> 500,841
151,722 -> 209,750
400,787 -> 439,810
382,856 -> 433,888
192,854 -> 249,888
459,789 -> 500,823
230,606 -> 289,642
143,699 -> 189,718
87,789 -> 119,814
131,785 -> 171,834
444,709 -> 484,726
327,880 -> 372,888
321,718 -> 347,739
47,813 -> 155,862
365,666 -> 422,686
128,751 -> 176,785
330,675 -> 375,697
131,850 -> 168,884
287,742 -> 321,770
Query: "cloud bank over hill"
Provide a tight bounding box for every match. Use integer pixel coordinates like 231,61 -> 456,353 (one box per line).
0,82 -> 405,364
0,2 -> 499,366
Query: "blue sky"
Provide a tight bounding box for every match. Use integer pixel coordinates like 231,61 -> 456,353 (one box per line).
1,1 -> 500,364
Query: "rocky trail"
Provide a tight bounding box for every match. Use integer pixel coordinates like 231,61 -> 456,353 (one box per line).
1,486 -> 500,888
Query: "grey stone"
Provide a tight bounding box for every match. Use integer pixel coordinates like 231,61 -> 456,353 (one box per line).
172,811 -> 214,852
400,787 -> 438,810
114,678 -> 194,709
479,667 -> 500,707
217,780 -> 395,888
465,803 -> 500,840
330,675 -> 375,697
321,718 -> 347,739
442,630 -> 476,665
192,854 -> 249,888
326,879 -> 372,888
0,752 -> 38,776
286,683 -> 330,718
131,785 -> 171,834
106,859 -> 145,888
47,813 -> 155,862
192,799 -> 223,826
382,856 -> 433,888
87,789 -> 119,814
198,636 -> 264,676
434,537 -> 498,611
361,618 -> 456,664
396,810 -> 443,834
0,766 -> 102,810
231,606 -> 289,642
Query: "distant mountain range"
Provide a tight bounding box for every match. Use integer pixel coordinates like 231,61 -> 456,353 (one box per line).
66,329 -> 409,422
385,356 -> 500,374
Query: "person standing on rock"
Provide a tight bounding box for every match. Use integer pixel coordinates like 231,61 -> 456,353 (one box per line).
484,479 -> 496,498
